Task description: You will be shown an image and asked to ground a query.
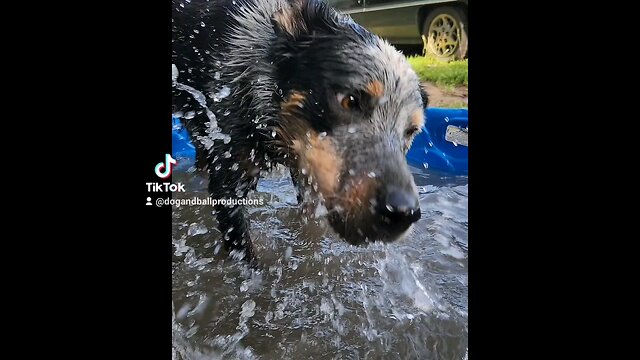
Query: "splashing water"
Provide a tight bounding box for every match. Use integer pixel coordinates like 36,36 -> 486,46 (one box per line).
172,64 -> 231,144
211,86 -> 231,103
172,164 -> 467,359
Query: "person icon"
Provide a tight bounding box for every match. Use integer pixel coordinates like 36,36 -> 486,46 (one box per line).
146,197 -> 152,206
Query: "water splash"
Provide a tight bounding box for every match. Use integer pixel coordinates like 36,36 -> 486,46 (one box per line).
172,63 -> 230,144
171,167 -> 468,358
187,223 -> 208,236
211,86 -> 231,102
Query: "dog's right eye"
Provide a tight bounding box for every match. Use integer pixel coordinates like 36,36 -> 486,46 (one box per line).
337,93 -> 359,111
405,126 -> 421,138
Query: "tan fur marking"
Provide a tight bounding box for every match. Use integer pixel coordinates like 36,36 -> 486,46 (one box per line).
366,80 -> 384,98
292,133 -> 343,196
272,1 -> 307,36
343,177 -> 377,213
281,92 -> 306,114
411,109 -> 425,129
272,9 -> 297,36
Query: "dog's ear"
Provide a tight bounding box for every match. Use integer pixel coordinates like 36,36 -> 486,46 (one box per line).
271,0 -> 308,38
270,0 -> 342,86
271,0 -> 338,39
420,86 -> 429,109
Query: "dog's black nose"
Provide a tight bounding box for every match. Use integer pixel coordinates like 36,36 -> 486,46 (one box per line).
378,187 -> 421,226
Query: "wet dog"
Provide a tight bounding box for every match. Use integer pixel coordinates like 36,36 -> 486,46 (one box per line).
172,0 -> 428,263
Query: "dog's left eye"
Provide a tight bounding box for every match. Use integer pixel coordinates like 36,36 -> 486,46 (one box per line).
337,93 -> 359,110
405,126 -> 421,138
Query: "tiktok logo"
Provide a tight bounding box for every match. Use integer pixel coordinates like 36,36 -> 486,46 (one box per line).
155,154 -> 177,179
147,154 -> 183,205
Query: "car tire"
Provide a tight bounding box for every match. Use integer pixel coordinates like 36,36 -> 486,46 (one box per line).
422,6 -> 468,62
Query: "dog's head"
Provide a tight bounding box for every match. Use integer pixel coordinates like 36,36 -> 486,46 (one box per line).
270,0 -> 428,245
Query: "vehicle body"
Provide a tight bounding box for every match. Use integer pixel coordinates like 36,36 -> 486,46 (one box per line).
327,0 -> 468,61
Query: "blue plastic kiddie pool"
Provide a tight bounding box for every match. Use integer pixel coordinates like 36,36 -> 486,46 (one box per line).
406,108 -> 468,175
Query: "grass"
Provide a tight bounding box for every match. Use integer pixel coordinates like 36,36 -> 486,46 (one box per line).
407,56 -> 468,87
442,100 -> 467,109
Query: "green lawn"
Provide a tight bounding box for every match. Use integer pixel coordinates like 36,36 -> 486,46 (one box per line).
407,56 -> 468,87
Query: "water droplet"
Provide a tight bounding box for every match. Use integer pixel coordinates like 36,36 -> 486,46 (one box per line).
348,169 -> 355,176
423,162 -> 429,169
231,163 -> 239,171
171,64 -> 179,83
214,71 -> 221,80
348,126 -> 356,133
187,223 -> 208,236
200,21 -> 205,27
444,116 -> 450,122
185,325 -> 198,338
367,171 -> 377,178
272,130 -> 277,138
212,86 -> 231,102
319,132 -> 327,138
223,151 -> 232,158
193,29 -> 199,34
240,299 -> 256,318
215,164 -> 222,171
314,204 -> 328,218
